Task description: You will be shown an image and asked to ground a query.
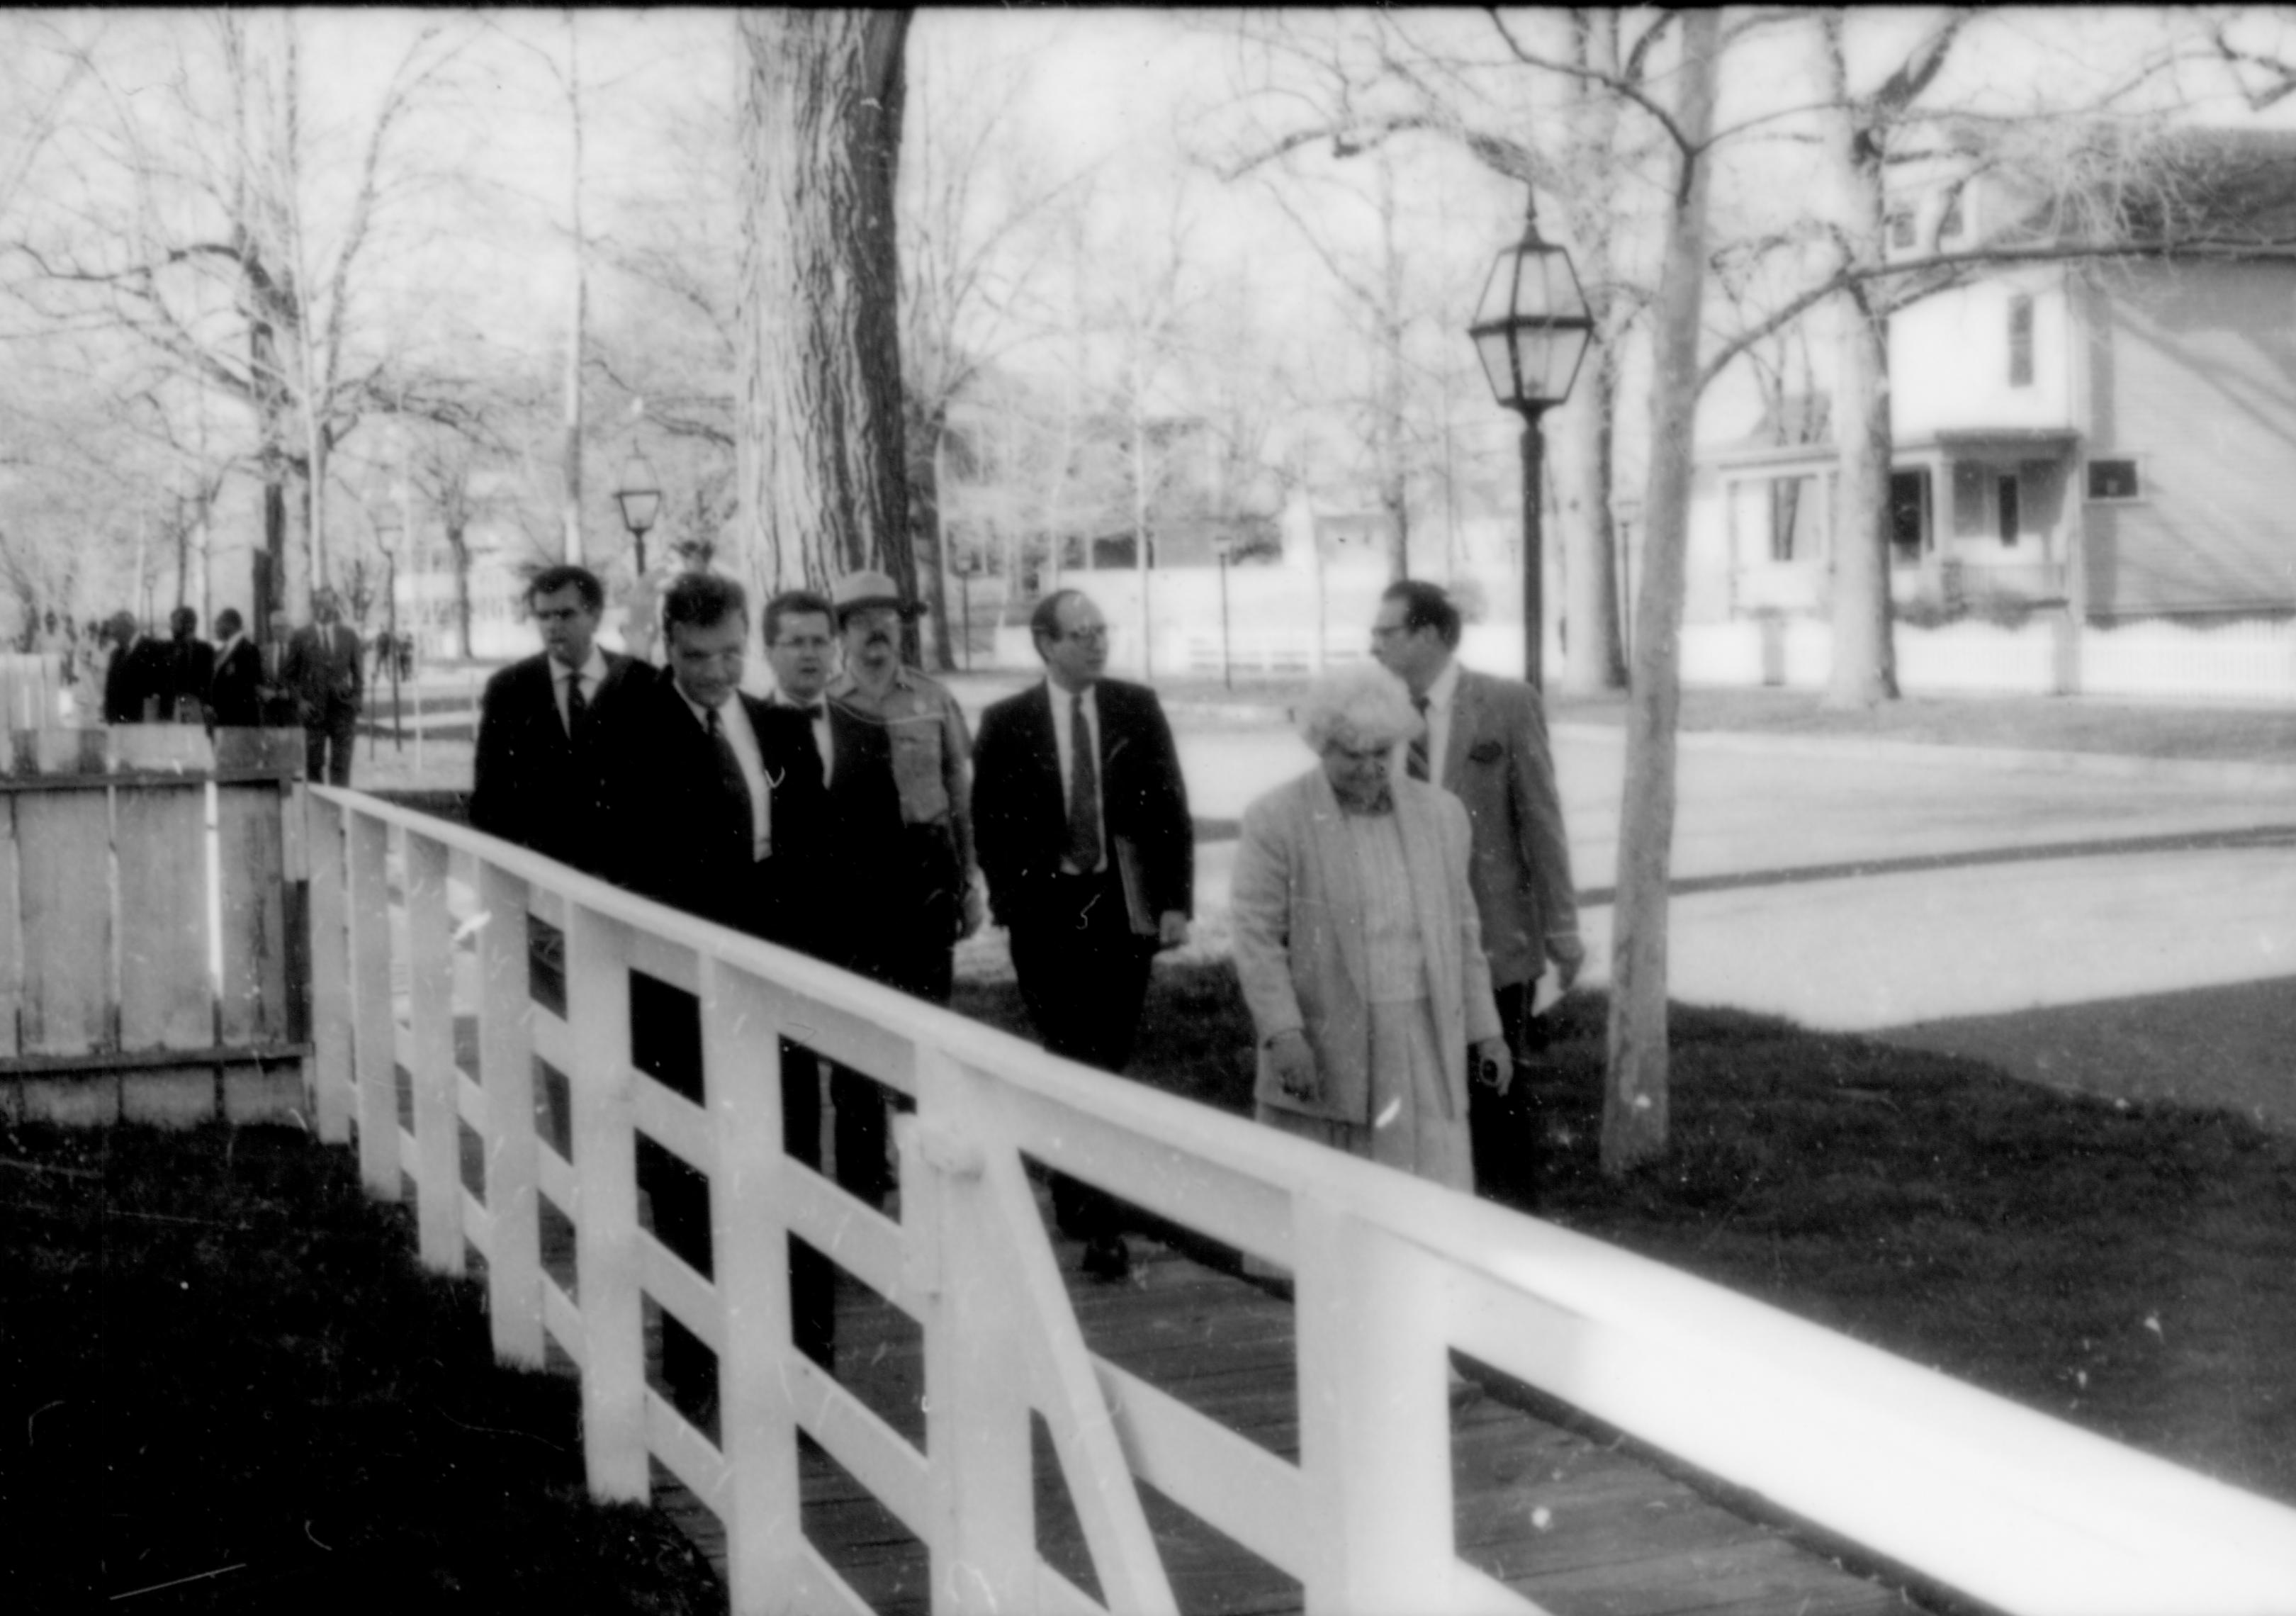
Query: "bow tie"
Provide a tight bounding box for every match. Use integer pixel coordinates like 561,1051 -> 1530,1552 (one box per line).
797,702 -> 826,722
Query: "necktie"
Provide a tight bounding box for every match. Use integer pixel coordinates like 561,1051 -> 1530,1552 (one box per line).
799,702 -> 825,722
1065,693 -> 1101,871
564,670 -> 588,736
707,707 -> 755,852
1407,695 -> 1432,782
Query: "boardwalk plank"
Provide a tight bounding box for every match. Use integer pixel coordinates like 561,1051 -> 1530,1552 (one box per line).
630,1199 -> 1919,1616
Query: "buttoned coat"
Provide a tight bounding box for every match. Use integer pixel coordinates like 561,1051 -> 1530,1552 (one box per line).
972,676 -> 1193,930
1230,768 -> 1503,1130
609,678 -> 826,950
281,622 -> 364,719
206,638 -> 265,729
1436,667 -> 1579,991
471,651 -> 651,877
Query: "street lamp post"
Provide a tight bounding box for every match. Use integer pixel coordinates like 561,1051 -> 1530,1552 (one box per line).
613,451 -> 663,577
1212,538 -> 1234,690
1468,209 -> 1592,690
955,554 -> 976,672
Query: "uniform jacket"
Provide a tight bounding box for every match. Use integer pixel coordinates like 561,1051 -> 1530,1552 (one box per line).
1436,667 -> 1579,990
1230,768 -> 1502,1129
972,675 -> 1192,931
609,678 -> 826,949
470,651 -> 651,877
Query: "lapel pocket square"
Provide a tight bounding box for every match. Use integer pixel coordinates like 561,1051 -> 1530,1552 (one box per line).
1467,739 -> 1503,764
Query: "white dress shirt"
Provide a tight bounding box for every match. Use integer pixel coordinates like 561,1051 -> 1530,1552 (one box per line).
1048,678 -> 1105,873
1395,656 -> 1461,784
675,686 -> 771,860
772,688 -> 833,779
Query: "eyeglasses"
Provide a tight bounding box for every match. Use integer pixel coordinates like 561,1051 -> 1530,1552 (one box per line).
1060,626 -> 1110,645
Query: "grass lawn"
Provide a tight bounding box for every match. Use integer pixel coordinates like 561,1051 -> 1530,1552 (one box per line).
957,963 -> 2296,1511
0,1122 -> 725,1614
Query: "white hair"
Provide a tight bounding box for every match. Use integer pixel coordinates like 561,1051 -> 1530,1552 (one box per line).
1297,661 -> 1422,753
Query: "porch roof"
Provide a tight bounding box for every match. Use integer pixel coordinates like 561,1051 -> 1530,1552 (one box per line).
1904,427 -> 2081,454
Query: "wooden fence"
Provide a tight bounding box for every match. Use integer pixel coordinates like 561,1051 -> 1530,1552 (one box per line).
0,724 -> 307,1126
308,784 -> 2296,1616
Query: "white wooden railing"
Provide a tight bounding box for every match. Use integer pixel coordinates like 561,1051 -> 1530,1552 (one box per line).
303,785 -> 2296,1616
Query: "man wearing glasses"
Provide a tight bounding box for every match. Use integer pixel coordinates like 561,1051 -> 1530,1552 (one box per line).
973,589 -> 1193,1282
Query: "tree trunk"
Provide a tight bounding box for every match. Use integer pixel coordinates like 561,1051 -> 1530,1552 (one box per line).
736,10 -> 913,611
1603,9 -> 1722,1178
1551,352 -> 1627,691
912,403 -> 957,670
561,14 -> 587,568
1553,11 -> 1629,693
1820,14 -> 1901,708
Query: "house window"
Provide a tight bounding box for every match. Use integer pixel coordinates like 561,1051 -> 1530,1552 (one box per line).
2008,294 -> 2035,388
1887,208 -> 1915,250
1940,193 -> 1965,242
2086,459 -> 2143,501
1888,469 -> 1930,564
1997,475 -> 2020,546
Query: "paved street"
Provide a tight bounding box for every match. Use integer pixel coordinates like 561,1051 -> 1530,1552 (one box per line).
1169,716 -> 2296,1130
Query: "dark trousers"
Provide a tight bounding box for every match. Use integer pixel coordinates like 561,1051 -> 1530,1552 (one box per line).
1008,868 -> 1158,1242
782,937 -> 948,1372
303,702 -> 356,786
1469,979 -> 1551,1208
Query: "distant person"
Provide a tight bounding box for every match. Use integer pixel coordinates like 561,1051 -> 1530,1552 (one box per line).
1230,663 -> 1509,1196
259,610 -> 296,726
470,565 -> 650,877
282,588 -> 364,785
1371,580 -> 1580,1207
164,606 -> 214,725
206,608 -> 264,730
972,588 -> 1192,1282
101,612 -> 169,724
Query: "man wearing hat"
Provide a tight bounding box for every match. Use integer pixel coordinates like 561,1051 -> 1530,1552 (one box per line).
823,568 -> 984,1003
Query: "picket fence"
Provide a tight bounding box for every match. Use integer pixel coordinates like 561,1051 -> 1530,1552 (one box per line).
304,785 -> 2296,1616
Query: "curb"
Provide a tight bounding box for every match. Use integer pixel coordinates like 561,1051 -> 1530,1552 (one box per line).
1548,722 -> 2296,792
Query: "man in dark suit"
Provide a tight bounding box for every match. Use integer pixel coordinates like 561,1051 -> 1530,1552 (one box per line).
471,565 -> 649,877
101,612 -> 171,724
609,572 -> 826,1382
1372,580 -> 1581,1208
206,607 -> 264,729
612,571 -> 825,947
282,587 -> 363,785
972,588 -> 1193,1281
162,607 -> 215,726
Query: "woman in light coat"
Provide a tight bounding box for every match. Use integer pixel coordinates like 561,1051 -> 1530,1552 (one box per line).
1230,663 -> 1509,1191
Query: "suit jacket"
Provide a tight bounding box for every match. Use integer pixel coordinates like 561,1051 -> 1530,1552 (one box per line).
102,637 -> 173,724
1437,667 -> 1579,990
972,676 -> 1192,932
1230,769 -> 1502,1129
281,622 -> 363,720
471,651 -> 651,877
206,639 -> 264,729
164,636 -> 215,722
609,678 -> 826,949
